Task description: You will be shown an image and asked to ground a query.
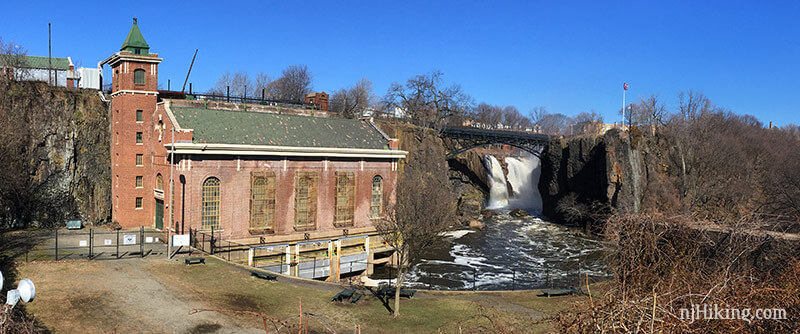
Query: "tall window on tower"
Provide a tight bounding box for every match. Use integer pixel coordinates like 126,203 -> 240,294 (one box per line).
250,172 -> 276,232
294,172 -> 318,231
371,175 -> 383,218
134,69 -> 145,85
334,172 -> 355,227
202,177 -> 221,230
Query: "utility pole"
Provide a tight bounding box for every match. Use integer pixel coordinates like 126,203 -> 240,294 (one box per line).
167,126 -> 175,259
48,23 -> 52,85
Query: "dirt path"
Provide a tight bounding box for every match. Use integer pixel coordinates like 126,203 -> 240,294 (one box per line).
21,258 -> 264,333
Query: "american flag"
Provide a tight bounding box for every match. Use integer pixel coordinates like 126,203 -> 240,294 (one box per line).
623,83 -> 629,91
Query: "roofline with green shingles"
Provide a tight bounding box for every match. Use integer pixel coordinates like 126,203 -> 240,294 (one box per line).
164,103 -> 404,154
120,19 -> 150,54
0,55 -> 71,70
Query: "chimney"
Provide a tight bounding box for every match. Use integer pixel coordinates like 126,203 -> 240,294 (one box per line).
388,138 -> 399,150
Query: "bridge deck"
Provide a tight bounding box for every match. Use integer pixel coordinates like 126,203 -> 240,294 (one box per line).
440,126 -> 554,158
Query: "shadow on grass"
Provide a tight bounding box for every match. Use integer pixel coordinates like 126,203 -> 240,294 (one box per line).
363,286 -> 394,314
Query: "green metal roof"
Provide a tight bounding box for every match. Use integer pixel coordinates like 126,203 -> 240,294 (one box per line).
0,55 -> 70,70
171,106 -> 390,150
120,20 -> 150,54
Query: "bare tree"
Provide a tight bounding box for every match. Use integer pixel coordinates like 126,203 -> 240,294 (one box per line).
572,110 -> 603,124
472,103 -> 503,129
638,94 -> 667,134
209,71 -> 253,97
384,71 -> 473,127
253,72 -> 273,99
0,37 -> 29,82
538,113 -> 571,135
271,65 -> 313,103
376,131 -> 456,317
330,77 -> 375,118
502,106 -> 526,130
528,106 -> 548,125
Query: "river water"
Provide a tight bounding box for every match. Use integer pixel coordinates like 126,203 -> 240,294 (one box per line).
388,212 -> 611,290
372,153 -> 612,291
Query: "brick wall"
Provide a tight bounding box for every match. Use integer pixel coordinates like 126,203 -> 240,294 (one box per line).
173,155 -> 397,241
110,52 -> 161,228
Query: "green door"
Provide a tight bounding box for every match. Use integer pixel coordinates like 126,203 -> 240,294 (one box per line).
155,199 -> 164,230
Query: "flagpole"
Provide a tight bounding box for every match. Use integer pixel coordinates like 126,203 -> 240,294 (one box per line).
622,83 -> 626,130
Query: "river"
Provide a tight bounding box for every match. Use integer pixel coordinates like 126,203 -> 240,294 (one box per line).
372,152 -> 611,291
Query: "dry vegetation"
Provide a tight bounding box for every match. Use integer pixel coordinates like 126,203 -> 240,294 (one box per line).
557,215 -> 800,333
553,91 -> 800,332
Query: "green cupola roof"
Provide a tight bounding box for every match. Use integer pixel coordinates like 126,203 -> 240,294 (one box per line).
120,18 -> 150,55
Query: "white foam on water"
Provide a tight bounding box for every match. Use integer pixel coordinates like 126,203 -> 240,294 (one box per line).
441,230 -> 475,239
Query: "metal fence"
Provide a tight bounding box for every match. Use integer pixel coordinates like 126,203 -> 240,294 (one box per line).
19,227 -> 166,261
186,92 -> 320,111
189,228 -> 250,265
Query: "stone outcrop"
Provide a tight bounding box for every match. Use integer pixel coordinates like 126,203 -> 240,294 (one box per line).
0,82 -> 111,227
377,121 -> 490,223
538,129 -> 649,225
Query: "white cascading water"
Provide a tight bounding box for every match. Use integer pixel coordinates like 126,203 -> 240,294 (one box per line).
484,153 -> 543,214
484,155 -> 509,209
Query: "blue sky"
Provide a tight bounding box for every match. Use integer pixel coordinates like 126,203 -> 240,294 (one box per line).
2,1 -> 798,125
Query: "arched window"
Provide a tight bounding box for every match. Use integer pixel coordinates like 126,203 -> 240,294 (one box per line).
371,176 -> 383,218
294,172 -> 318,231
202,177 -> 220,230
250,172 -> 276,231
334,172 -> 355,227
134,69 -> 145,85
155,174 -> 163,190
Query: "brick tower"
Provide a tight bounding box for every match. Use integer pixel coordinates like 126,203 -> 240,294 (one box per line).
106,18 -> 162,228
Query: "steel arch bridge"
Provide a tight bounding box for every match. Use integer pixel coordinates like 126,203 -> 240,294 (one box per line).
440,126 -> 554,159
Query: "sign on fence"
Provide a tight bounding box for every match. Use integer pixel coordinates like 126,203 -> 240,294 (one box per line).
104,239 -> 112,246
172,234 -> 190,247
123,234 -> 136,245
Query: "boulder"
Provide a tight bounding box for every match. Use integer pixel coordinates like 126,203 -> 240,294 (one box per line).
509,208 -> 530,217
480,210 -> 498,219
469,220 -> 485,231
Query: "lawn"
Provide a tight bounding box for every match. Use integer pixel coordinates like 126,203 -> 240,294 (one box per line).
13,255 -> 593,333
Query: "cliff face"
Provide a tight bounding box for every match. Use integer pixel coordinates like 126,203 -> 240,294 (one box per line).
538,129 -> 655,225
448,150 -> 489,223
0,82 -> 111,227
377,121 -> 489,223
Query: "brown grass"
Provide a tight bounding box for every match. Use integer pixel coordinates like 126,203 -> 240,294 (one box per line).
556,214 -> 800,333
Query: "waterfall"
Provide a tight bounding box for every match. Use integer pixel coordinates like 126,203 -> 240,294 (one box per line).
506,153 -> 543,214
484,155 -> 509,209
483,153 -> 543,214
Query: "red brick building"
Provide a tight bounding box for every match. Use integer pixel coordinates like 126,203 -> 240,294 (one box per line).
305,92 -> 329,111
104,21 -> 406,243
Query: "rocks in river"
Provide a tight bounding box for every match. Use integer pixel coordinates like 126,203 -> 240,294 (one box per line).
469,220 -> 485,231
509,208 -> 530,217
480,209 -> 498,219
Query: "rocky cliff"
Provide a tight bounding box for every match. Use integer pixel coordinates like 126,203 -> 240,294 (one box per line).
538,129 -> 654,226
377,122 -> 489,223
0,82 -> 111,227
